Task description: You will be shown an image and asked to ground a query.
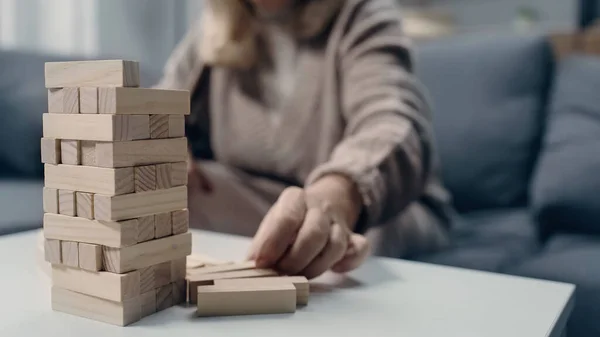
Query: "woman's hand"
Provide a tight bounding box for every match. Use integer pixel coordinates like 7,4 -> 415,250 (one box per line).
247,174 -> 370,279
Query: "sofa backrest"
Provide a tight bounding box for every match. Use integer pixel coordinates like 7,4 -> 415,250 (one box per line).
414,32 -> 554,213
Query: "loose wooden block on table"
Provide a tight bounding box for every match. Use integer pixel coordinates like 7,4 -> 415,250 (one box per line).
80,87 -> 98,114
81,141 -> 96,166
51,287 -> 141,327
43,114 -> 150,142
60,140 -> 81,165
94,186 -> 187,221
134,165 -> 156,192
169,115 -> 185,138
187,260 -> 256,277
43,187 -> 59,214
58,190 -> 76,216
215,276 -> 310,305
45,164 -> 134,196
154,212 -> 172,239
187,268 -> 279,304
61,241 -> 79,267
76,192 -> 94,219
98,87 -> 189,115
196,283 -> 296,317
44,239 -> 62,264
41,138 -> 61,164
52,265 -> 139,302
45,60 -> 139,88
136,215 -> 155,243
78,243 -> 103,271
156,284 -> 173,312
102,232 -> 192,274
150,115 -> 169,139
139,262 -> 172,294
94,138 -> 187,168
171,209 -> 189,235
44,213 -> 138,248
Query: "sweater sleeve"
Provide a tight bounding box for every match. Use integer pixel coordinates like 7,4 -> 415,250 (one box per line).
306,7 -> 435,232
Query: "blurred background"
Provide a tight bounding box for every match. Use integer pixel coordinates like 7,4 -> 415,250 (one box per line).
1,1 -> 600,337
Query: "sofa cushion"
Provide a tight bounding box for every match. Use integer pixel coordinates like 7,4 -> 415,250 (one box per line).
412,209 -> 540,272
0,180 -> 44,235
506,234 -> 600,337
415,33 -> 553,212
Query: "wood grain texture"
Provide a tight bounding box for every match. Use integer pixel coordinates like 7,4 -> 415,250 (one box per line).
215,276 -> 310,305
43,187 -> 59,214
78,243 -> 103,271
48,88 -> 63,113
171,209 -> 189,235
140,291 -> 157,318
60,140 -> 81,165
154,212 -> 172,239
136,215 -> 155,243
150,115 -> 169,139
187,260 -> 256,277
156,284 -> 173,312
61,241 -> 79,267
44,239 -> 62,264
187,268 -> 279,304
95,138 -> 187,168
52,265 -> 140,301
43,114 -> 150,141
45,164 -> 134,196
45,60 -> 140,88
94,186 -> 187,221
44,213 -> 138,248
102,233 -> 192,274
51,287 -> 142,327
81,141 -> 96,166
172,280 -> 186,305
80,87 -> 98,114
171,257 -> 187,283
139,262 -> 172,294
63,87 -> 80,113
168,115 -> 185,138
41,138 -> 61,164
98,87 -> 189,115
156,164 -> 172,189
58,190 -> 77,216
135,165 -> 156,192
170,162 -> 188,187
76,192 -> 94,220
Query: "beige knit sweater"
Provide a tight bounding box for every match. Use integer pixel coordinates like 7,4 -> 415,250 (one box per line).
156,0 -> 454,232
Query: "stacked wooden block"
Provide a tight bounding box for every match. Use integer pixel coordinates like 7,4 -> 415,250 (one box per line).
41,60 -> 192,326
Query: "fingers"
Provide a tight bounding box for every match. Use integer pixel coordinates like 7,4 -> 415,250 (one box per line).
301,222 -> 348,279
331,233 -> 370,273
247,187 -> 306,267
277,208 -> 330,275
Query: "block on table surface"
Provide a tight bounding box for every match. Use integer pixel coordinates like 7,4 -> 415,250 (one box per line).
154,212 -> 172,239
43,187 -> 59,214
139,261 -> 172,294
134,165 -> 156,192
186,260 -> 256,277
41,138 -> 61,164
58,190 -> 77,216
156,284 -> 174,312
102,232 -> 192,274
171,209 -> 189,235
150,115 -> 169,139
136,215 -> 155,243
187,268 -> 279,304
44,239 -> 62,264
48,88 -> 63,113
94,138 -> 187,168
195,283 -> 296,317
44,213 -> 138,248
78,243 -> 103,271
98,87 -> 189,115
52,265 -> 139,302
94,186 -> 187,221
43,114 -> 150,142
45,60 -> 139,88
61,241 -> 79,268
51,287 -> 141,327
80,87 -> 98,114
45,164 -> 134,196
81,141 -> 96,166
169,115 -> 185,138
215,276 -> 310,305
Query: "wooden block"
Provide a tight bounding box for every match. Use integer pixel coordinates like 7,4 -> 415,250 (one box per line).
63,87 -> 80,113
139,261 -> 172,293
80,87 -> 99,114
136,215 -> 155,243
156,284 -> 173,312
45,164 -> 134,196
58,190 -> 77,216
44,213 -> 138,248
51,287 -> 141,327
168,115 -> 185,138
150,115 -> 169,139
215,276 -> 310,305
95,138 -> 187,168
187,254 -> 232,267
52,265 -> 140,301
171,257 -> 187,283
186,257 -> 205,269
135,165 -> 156,192
60,140 -> 81,165
43,114 -> 150,141
172,280 -> 186,304
170,162 -> 188,186
187,260 -> 256,277
41,138 -> 61,164
81,141 -> 96,166
78,243 -> 103,271
156,164 -> 172,189
196,283 -> 296,317
76,192 -> 94,219
61,241 -> 79,267
187,268 -> 279,304
48,88 -> 63,113
44,239 -> 62,264
94,186 -> 187,221
171,209 -> 189,235
45,60 -> 139,88
43,187 -> 59,214
154,212 -> 172,239
103,233 -> 192,274
140,291 -> 157,318
98,87 -> 189,115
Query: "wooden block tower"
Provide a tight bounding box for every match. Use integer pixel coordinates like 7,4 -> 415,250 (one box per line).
41,60 -> 192,326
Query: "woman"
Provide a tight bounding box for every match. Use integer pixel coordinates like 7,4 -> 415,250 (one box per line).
156,0 -> 455,279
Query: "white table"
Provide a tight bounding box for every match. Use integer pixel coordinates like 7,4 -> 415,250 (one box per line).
1,229 -> 574,337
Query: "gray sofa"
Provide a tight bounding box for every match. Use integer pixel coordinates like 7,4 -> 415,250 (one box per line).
1,31 -> 599,336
